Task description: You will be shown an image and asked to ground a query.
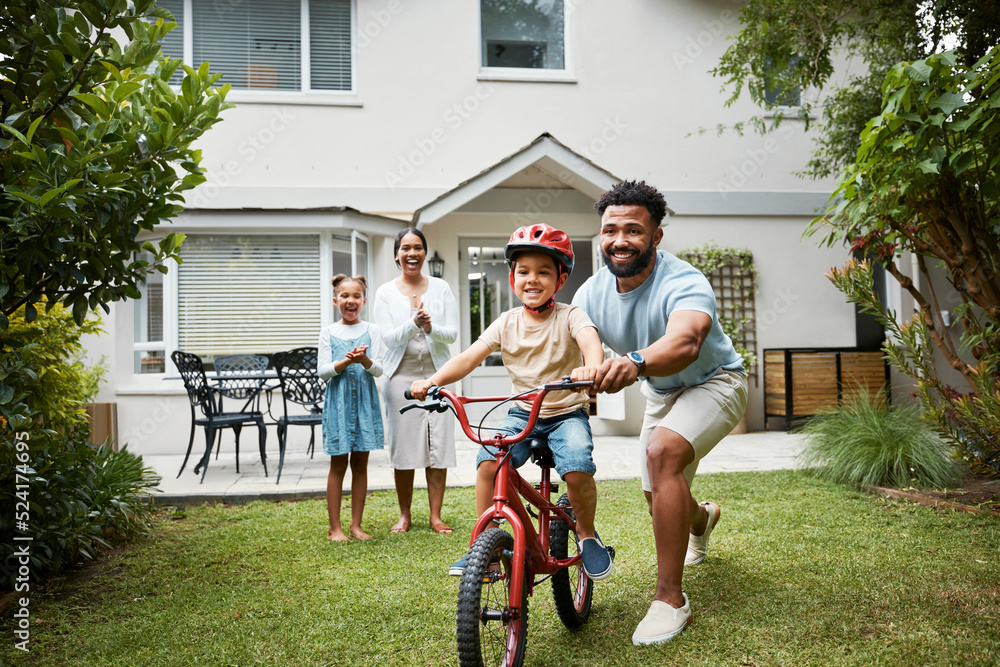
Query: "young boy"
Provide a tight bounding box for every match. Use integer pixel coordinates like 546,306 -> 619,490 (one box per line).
409,224 -> 613,580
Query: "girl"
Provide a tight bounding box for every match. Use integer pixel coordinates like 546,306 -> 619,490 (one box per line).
317,274 -> 385,542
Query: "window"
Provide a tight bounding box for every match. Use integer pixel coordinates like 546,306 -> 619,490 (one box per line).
134,251 -> 166,374
156,0 -> 353,94
480,0 -> 565,71
330,231 -> 370,319
763,54 -> 802,107
176,234 -> 321,361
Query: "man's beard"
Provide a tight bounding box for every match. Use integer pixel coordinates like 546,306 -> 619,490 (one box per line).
600,241 -> 656,278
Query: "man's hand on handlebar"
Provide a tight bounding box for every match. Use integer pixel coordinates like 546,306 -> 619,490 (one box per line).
594,356 -> 640,394
409,379 -> 435,401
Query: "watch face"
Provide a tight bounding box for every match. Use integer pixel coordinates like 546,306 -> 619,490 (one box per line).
628,352 -> 645,366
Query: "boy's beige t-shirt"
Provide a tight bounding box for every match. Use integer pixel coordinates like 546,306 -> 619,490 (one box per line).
478,303 -> 598,418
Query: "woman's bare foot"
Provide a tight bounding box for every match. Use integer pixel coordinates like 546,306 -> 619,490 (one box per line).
349,526 -> 373,541
391,515 -> 411,533
328,528 -> 350,542
430,519 -> 452,534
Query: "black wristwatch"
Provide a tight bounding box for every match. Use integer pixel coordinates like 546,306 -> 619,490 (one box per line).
625,351 -> 646,376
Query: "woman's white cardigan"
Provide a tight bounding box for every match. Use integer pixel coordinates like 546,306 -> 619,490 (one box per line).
373,276 -> 458,378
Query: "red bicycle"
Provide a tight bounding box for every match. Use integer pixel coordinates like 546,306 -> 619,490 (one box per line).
403,378 -> 611,667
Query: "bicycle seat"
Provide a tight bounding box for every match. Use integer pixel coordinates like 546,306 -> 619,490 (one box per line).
528,438 -> 555,468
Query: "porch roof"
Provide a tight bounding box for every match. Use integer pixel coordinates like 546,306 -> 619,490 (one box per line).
411,133 -> 622,228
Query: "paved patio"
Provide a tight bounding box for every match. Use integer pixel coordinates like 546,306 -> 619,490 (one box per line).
145,431 -> 807,505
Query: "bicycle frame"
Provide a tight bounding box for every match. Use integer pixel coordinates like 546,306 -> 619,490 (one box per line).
434,383 -> 585,608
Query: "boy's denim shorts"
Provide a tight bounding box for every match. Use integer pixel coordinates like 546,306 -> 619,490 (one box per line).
475,407 -> 596,479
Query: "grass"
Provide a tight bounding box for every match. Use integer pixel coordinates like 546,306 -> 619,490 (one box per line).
2,470 -> 999,666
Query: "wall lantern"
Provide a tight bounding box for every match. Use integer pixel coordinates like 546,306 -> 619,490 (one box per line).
428,251 -> 445,278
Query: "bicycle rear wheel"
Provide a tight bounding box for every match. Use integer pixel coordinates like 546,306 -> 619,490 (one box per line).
549,492 -> 593,629
456,527 -> 528,667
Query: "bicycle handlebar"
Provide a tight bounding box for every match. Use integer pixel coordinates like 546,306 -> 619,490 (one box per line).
399,377 -> 594,446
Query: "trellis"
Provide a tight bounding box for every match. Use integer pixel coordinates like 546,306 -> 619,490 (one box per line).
679,248 -> 758,381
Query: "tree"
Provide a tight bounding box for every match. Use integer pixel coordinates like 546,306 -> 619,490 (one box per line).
810,47 -> 1000,477
712,0 -> 1000,178
1,0 -> 226,583
0,0 -> 230,333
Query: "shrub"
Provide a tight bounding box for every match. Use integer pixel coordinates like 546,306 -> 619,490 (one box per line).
795,385 -> 961,489
1,304 -> 160,590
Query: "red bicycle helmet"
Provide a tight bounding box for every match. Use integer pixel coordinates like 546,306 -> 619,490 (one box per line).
503,223 -> 575,275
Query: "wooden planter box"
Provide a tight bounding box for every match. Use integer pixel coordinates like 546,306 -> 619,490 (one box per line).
85,402 -> 119,451
764,348 -> 888,428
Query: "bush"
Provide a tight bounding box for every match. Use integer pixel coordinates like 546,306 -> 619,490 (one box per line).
795,386 -> 961,489
0,304 -> 160,590
2,431 -> 161,588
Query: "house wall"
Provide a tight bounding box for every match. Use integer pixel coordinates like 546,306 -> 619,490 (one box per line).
188,0 -> 835,211
82,0 -> 865,456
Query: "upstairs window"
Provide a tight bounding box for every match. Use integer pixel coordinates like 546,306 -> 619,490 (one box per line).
156,0 -> 354,94
763,54 -> 802,108
480,0 -> 566,71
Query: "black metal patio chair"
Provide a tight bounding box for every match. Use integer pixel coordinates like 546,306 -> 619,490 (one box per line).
171,350 -> 268,483
270,347 -> 325,483
212,353 -> 272,460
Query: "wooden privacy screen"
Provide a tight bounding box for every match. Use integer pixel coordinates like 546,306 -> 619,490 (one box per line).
764,348 -> 889,424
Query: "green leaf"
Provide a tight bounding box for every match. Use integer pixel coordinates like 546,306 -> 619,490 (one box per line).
72,297 -> 88,326
70,93 -> 109,117
24,115 -> 45,145
39,187 -> 65,207
0,123 -> 28,145
916,159 -> 940,174
113,81 -> 142,103
931,91 -> 966,115
904,61 -> 931,82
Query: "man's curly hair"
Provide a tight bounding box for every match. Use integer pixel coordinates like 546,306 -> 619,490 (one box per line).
594,180 -> 667,225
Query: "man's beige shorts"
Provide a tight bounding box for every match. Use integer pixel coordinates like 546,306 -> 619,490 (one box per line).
639,369 -> 749,492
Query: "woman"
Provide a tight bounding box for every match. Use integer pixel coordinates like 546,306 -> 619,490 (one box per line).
374,228 -> 458,533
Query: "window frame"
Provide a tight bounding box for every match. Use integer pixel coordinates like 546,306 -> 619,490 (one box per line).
166,0 -> 359,103
476,0 -> 576,84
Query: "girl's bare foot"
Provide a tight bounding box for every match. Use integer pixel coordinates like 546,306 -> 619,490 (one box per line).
349,526 -> 373,541
328,528 -> 350,542
390,515 -> 411,533
430,519 -> 452,534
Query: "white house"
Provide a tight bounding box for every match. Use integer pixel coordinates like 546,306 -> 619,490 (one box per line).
85,0 -> 870,458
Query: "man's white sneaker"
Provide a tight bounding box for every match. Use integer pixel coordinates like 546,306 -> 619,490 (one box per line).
685,502 -> 721,566
631,594 -> 691,645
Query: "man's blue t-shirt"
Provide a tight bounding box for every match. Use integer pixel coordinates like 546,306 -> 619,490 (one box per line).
572,250 -> 744,393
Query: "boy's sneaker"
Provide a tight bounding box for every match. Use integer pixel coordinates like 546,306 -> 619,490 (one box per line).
632,593 -> 691,645
448,555 -> 466,576
579,532 -> 613,580
685,502 -> 721,566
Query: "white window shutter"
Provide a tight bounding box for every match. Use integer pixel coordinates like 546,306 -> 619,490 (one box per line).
193,0 -> 302,90
310,0 -> 352,91
177,235 -> 321,356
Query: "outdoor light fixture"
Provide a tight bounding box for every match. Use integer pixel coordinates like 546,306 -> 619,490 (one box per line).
428,251 -> 445,278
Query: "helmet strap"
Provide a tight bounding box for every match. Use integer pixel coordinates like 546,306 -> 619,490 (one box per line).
522,298 -> 555,315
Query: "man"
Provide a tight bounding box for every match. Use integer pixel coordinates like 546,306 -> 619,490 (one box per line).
572,180 -> 748,645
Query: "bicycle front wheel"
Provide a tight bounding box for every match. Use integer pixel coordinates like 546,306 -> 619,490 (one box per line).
549,492 -> 593,629
456,527 -> 528,667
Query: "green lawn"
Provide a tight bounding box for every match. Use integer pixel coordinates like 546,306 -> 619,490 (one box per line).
3,470 -> 999,666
